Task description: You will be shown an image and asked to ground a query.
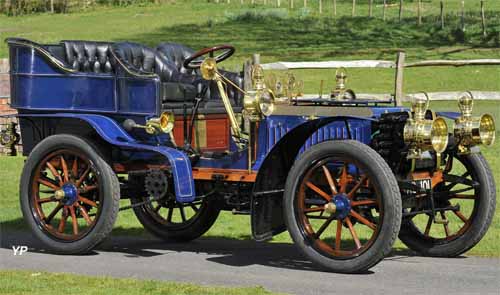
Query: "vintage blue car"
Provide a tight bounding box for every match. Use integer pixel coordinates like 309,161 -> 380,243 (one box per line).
0,38 -> 496,273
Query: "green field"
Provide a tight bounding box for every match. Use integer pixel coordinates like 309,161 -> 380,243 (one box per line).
0,270 -> 280,295
0,0 -> 499,95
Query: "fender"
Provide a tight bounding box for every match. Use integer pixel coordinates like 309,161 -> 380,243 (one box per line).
16,113 -> 195,203
251,115 -> 374,241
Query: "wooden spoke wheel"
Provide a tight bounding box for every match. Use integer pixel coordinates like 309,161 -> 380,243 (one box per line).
284,140 -> 402,273
132,190 -> 220,242
20,135 -> 119,254
399,153 -> 496,257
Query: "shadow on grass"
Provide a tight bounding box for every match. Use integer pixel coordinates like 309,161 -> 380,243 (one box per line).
120,14 -> 500,62
1,217 -> 432,274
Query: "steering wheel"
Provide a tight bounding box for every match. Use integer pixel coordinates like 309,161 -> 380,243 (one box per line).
183,45 -> 235,70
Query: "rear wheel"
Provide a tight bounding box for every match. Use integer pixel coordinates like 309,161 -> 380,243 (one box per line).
132,191 -> 220,242
20,135 -> 120,254
399,153 -> 496,257
284,140 -> 402,273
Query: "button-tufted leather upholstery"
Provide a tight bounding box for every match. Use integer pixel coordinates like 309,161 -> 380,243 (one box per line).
156,42 -> 245,108
61,40 -> 114,73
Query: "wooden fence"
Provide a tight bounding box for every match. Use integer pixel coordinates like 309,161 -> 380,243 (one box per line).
261,53 -> 500,105
212,0 -> 491,34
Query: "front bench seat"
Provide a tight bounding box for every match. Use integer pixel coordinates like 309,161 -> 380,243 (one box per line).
156,42 -> 245,109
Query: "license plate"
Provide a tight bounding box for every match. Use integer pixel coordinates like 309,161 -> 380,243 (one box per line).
413,178 -> 432,191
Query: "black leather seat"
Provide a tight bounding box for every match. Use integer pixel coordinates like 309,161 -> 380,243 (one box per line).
156,42 -> 245,110
61,40 -> 115,73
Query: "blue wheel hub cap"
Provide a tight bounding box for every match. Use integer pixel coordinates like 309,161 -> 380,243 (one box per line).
61,183 -> 78,206
332,194 -> 351,219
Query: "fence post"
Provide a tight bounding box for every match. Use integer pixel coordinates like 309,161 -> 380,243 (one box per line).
440,1 -> 444,29
399,0 -> 403,22
417,0 -> 422,25
460,1 -> 465,31
333,0 -> 336,16
319,0 -> 322,14
394,51 -> 406,107
481,0 -> 487,37
352,0 -> 356,17
383,0 -> 386,21
369,0 -> 373,17
290,0 -> 294,9
277,0 -> 281,7
304,0 -> 307,8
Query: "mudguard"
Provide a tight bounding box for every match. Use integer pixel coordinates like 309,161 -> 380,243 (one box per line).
16,113 -> 196,203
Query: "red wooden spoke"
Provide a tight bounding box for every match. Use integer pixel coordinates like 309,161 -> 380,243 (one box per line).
304,207 -> 325,213
339,165 -> 348,193
440,212 -> 450,237
154,205 -> 161,212
351,199 -> 377,207
335,219 -> 342,250
45,203 -> 63,224
347,175 -> 367,199
453,210 -> 468,223
60,155 -> 69,183
345,217 -> 361,249
46,161 -> 63,185
314,216 -> 334,239
167,205 -> 174,222
71,157 -> 78,179
58,207 -> 68,233
179,206 -> 187,222
76,167 -> 91,187
190,204 -> 199,213
69,206 -> 79,235
305,181 -> 331,201
76,203 -> 92,225
78,196 -> 97,208
37,177 -> 60,190
322,165 -> 338,195
424,215 -> 432,236
37,196 -> 57,204
350,210 -> 376,230
451,194 -> 476,200
82,185 -> 98,193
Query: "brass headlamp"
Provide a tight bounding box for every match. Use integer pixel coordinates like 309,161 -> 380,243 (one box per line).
453,93 -> 495,153
242,64 -> 275,122
403,95 -> 449,160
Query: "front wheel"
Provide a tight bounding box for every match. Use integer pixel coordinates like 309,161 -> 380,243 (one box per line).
284,140 -> 402,273
399,153 -> 496,257
20,135 -> 120,254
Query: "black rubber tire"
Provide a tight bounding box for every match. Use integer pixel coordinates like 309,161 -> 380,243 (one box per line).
399,153 -> 496,257
284,140 -> 402,273
20,134 -> 120,254
132,198 -> 220,242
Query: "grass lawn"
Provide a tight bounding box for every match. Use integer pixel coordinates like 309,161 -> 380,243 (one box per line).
0,1 -> 498,95
1,101 -> 499,257
0,270 -> 279,295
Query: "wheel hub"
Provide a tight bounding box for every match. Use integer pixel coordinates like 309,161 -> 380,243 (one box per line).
56,183 -> 78,206
328,194 -> 351,220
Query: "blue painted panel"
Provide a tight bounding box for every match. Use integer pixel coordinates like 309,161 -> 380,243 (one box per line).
11,75 -> 115,112
17,113 -> 196,203
15,46 -> 60,74
117,78 -> 159,115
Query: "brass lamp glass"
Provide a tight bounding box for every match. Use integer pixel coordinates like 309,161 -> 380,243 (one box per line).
431,117 -> 449,154
479,114 -> 496,146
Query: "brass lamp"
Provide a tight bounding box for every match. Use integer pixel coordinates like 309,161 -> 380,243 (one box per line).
242,64 -> 276,122
145,111 -> 175,135
403,95 -> 449,161
453,93 -> 496,153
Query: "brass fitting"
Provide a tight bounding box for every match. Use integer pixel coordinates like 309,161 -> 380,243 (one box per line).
453,93 -> 495,153
403,94 -> 449,160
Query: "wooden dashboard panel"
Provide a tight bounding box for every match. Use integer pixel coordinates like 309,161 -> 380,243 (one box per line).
173,114 -> 229,152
